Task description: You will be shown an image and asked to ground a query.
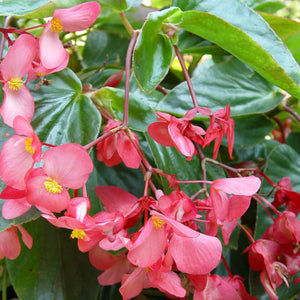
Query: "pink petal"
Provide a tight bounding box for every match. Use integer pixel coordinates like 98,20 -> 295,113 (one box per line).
119,268 -> 146,300
1,84 -> 34,127
54,2 -> 101,32
17,225 -> 33,249
227,195 -> 252,221
43,143 -> 93,189
148,122 -> 175,146
98,255 -> 132,286
220,220 -> 238,245
0,135 -> 34,189
0,226 -> 21,259
2,198 -> 31,219
117,132 -> 141,169
39,22 -> 69,69
88,245 -> 117,270
95,185 -> 138,215
26,175 -> 71,212
212,176 -> 261,196
168,121 -> 195,157
148,270 -> 186,298
127,217 -> 167,267
169,233 -> 222,275
1,34 -> 37,80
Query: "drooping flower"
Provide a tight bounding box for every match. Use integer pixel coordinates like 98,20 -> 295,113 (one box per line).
148,111 -> 205,160
96,120 -> 141,169
0,116 -> 42,190
0,34 -> 37,126
39,2 -> 101,70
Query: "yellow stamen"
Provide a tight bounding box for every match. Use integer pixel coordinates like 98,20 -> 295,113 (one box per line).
8,78 -> 23,91
44,177 -> 63,194
51,17 -> 63,33
24,137 -> 35,154
152,216 -> 165,229
70,229 -> 86,240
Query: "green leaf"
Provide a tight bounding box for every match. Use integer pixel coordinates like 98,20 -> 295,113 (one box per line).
157,58 -> 283,117
233,115 -> 275,148
133,7 -> 183,93
286,132 -> 300,155
260,13 -> 300,64
174,0 -> 300,99
253,1 -> 285,13
97,0 -> 131,11
29,68 -> 101,145
82,30 -> 130,68
7,218 -> 100,300
0,0 -> 49,16
91,84 -> 158,132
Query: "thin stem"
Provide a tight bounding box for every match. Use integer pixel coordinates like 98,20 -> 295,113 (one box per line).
195,144 -> 207,190
255,194 -> 281,217
221,254 -> 233,278
272,116 -> 286,143
238,222 -> 255,244
83,125 -> 123,150
156,85 -> 169,95
176,180 -> 212,184
253,195 -> 276,222
123,31 -> 138,127
173,44 -> 199,109
2,266 -> 7,300
0,16 -> 12,60
283,105 -> 300,123
119,12 -> 135,36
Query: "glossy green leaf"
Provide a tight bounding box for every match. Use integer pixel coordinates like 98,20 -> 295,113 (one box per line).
233,115 -> 275,148
7,218 -> 100,300
157,58 -> 283,117
29,68 -> 101,145
91,85 -> 158,132
286,132 -> 300,155
260,13 -> 300,64
254,1 -> 285,13
174,0 -> 300,99
82,30 -> 130,68
133,7 -> 183,93
0,0 -> 49,16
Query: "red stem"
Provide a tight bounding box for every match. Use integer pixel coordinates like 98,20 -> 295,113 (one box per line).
173,44 -> 199,109
221,254 -> 233,278
123,31 -> 138,127
238,222 -> 255,244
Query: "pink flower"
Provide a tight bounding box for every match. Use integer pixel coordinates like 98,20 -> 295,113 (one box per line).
208,176 -> 261,243
96,120 -> 141,168
0,116 -> 42,190
39,2 -> 101,69
148,112 -> 205,160
203,104 -> 235,159
26,143 -> 93,212
0,225 -> 32,260
0,34 -> 37,126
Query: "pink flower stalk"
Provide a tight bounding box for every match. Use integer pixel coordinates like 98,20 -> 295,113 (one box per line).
26,143 -> 93,212
96,120 -> 141,169
39,2 -> 101,70
0,225 -> 32,260
148,111 -> 205,160
0,116 -> 42,190
0,34 -> 37,126
208,176 -> 261,243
